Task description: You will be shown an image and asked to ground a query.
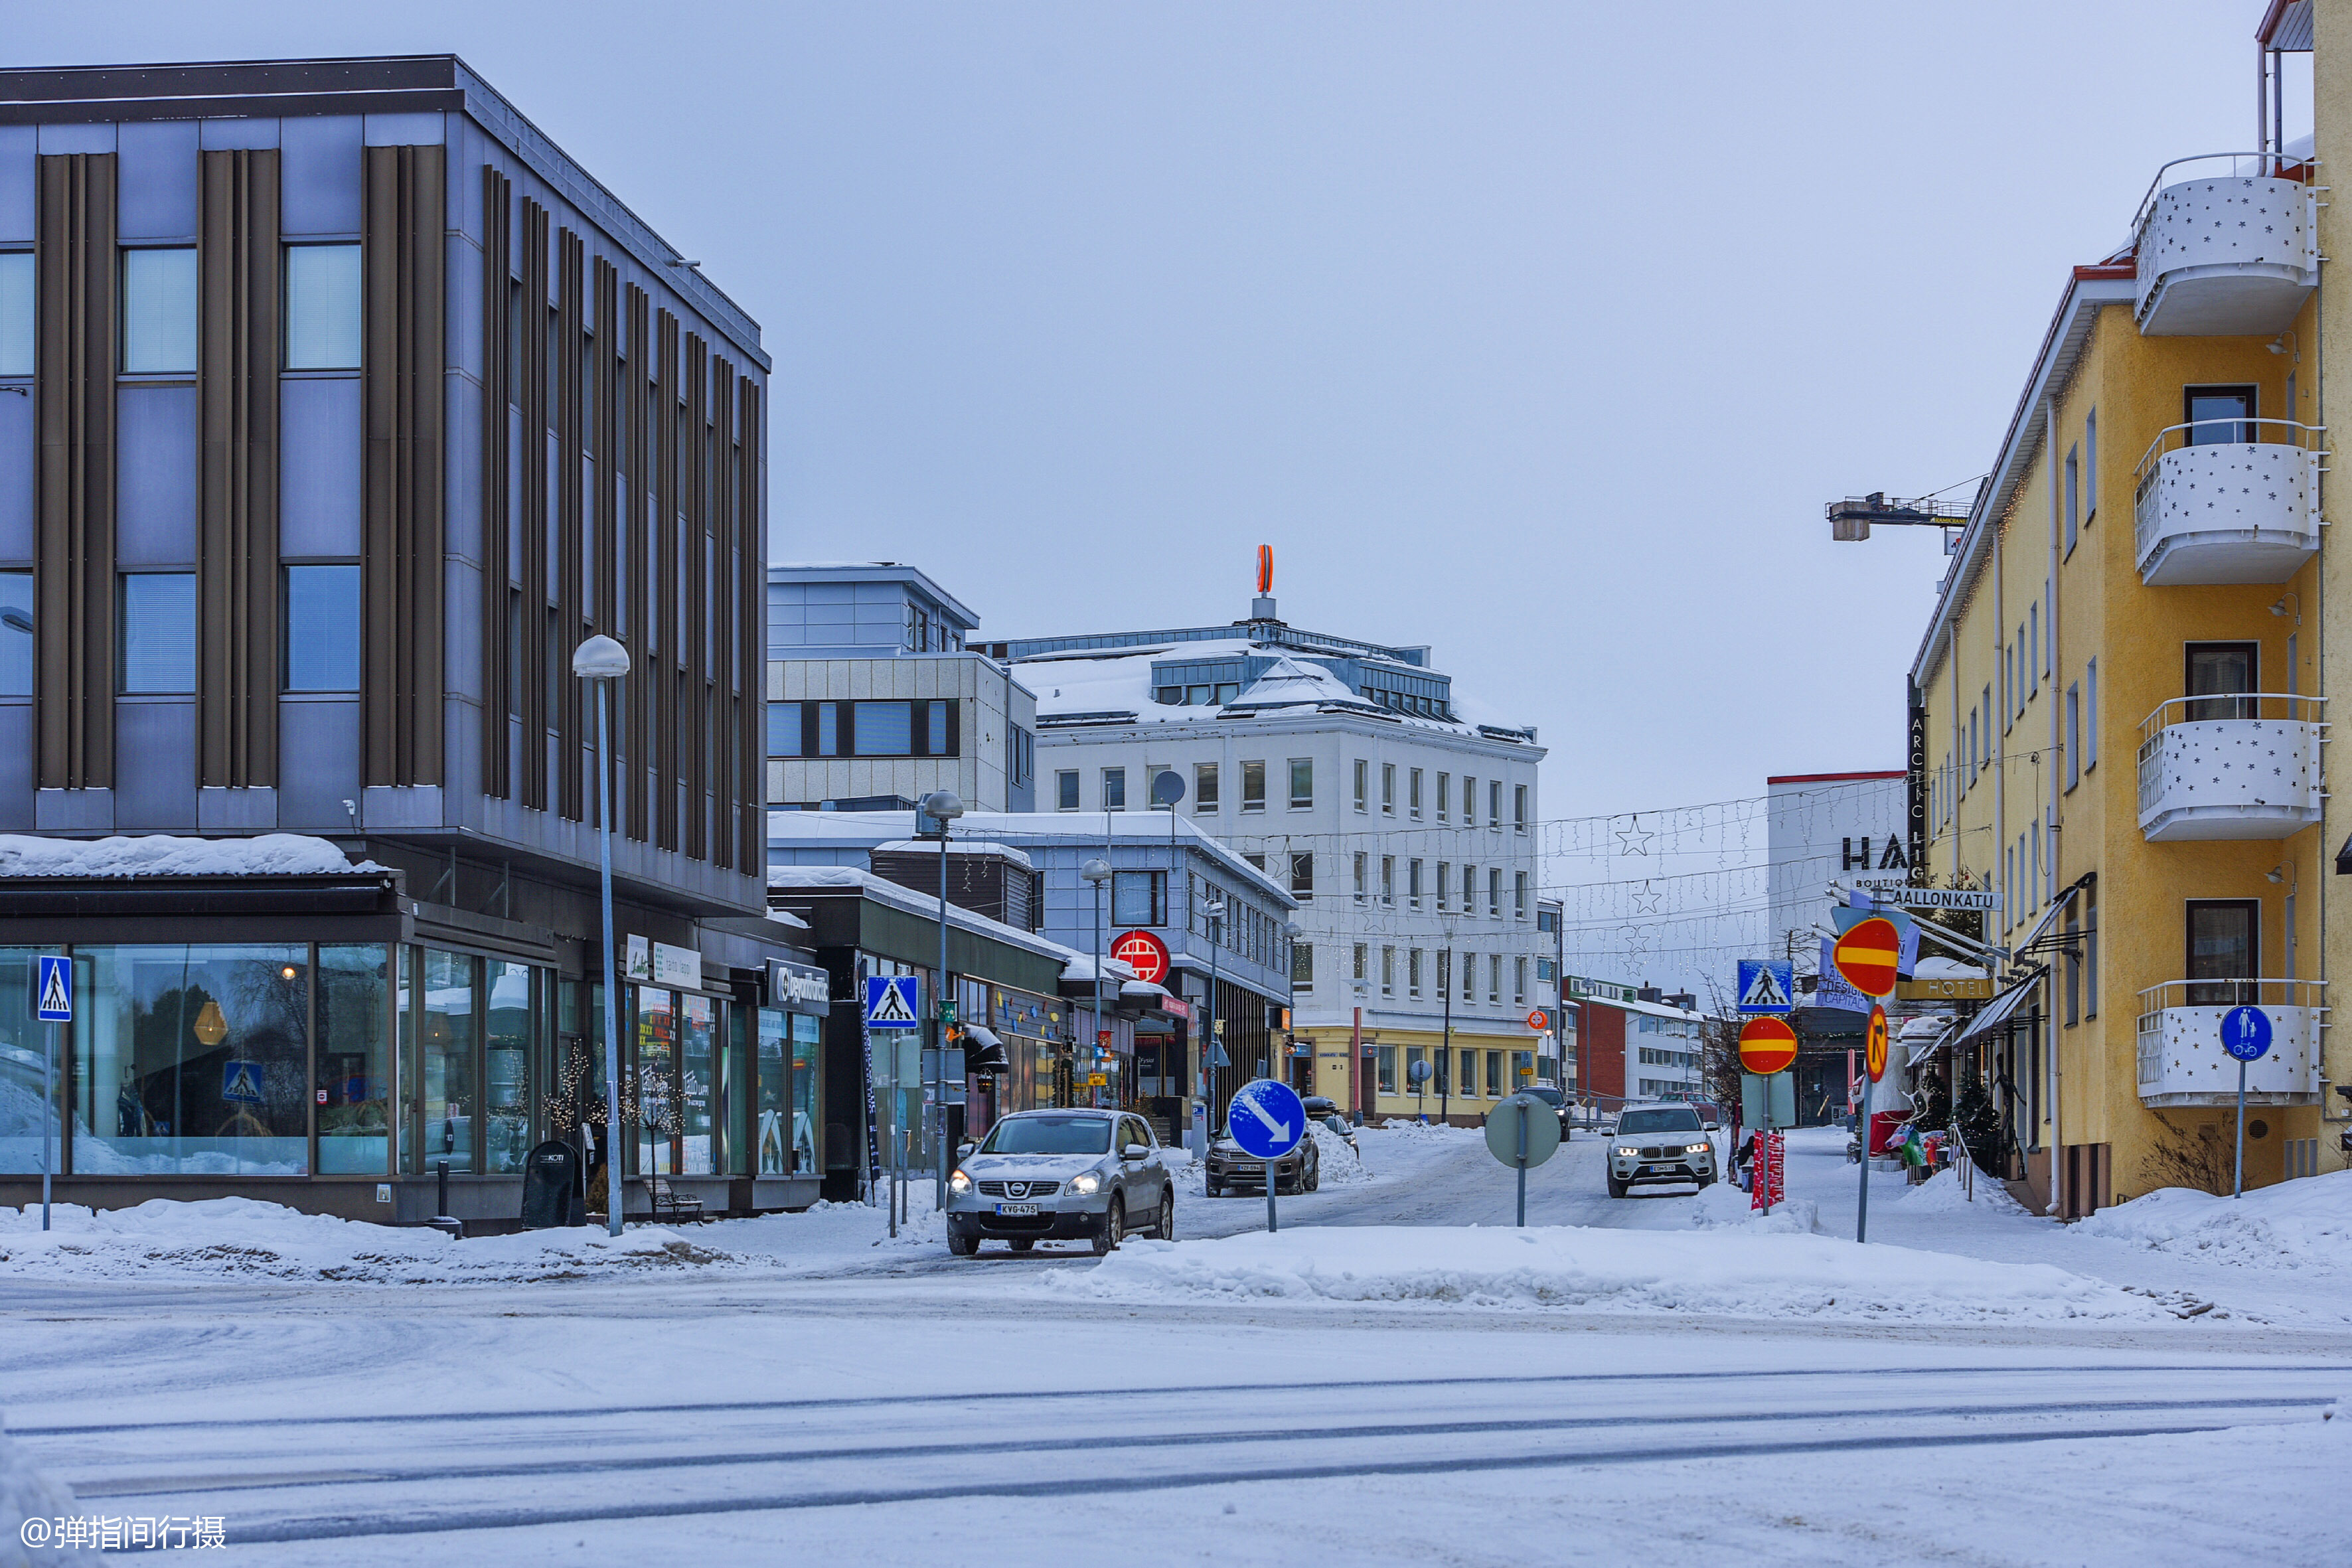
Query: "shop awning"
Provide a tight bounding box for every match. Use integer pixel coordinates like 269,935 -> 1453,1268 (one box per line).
1952,973 -> 2039,1048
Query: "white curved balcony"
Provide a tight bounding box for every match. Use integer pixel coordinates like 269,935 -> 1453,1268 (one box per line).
2133,155 -> 2316,336
2133,420 -> 2323,586
2136,979 -> 2323,1107
2136,694 -> 2323,841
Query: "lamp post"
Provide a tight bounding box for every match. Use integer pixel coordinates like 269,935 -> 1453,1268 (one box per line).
1081,858 -> 1111,1113
1282,919 -> 1302,1089
920,790 -> 965,1208
572,633 -> 631,1237
1204,897 -> 1225,1133
1440,919 -> 1458,1129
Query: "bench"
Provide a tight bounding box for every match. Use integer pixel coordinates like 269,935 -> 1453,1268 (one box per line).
647,1174 -> 706,1225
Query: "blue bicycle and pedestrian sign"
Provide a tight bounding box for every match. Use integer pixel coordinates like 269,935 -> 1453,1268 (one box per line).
2221,1005 -> 2272,1062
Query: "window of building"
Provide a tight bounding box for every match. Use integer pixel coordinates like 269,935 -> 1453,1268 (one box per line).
1102,767 -> 1126,811
2084,880 -> 2099,1018
1489,779 -> 1502,828
1461,776 -> 1474,824
2185,642 -> 2258,722
1289,759 -> 1312,809
1514,957 -> 1528,1005
2085,661 -> 2098,769
1241,760 -> 1266,813
1409,768 -> 1423,819
2064,445 -> 2078,555
2084,409 -> 2098,517
1353,759 -> 1368,813
1008,726 -> 1033,788
0,251 -> 31,377
1352,852 -> 1368,904
1514,783 -> 1528,832
2186,900 -> 2258,1007
2063,904 -> 2080,1026
1113,870 -> 1166,926
283,564 -> 360,690
1437,773 -> 1450,822
1487,955 -> 1502,1004
1244,852 -> 1265,872
2184,384 -> 2256,445
1488,867 -> 1502,917
1381,945 -> 1395,997
283,243 -> 362,370
0,572 -> 29,696
2065,684 -> 2080,791
1408,948 -> 1423,998
1462,949 -> 1476,1002
1381,763 -> 1395,815
1408,858 -> 1423,908
1486,1050 -> 1504,1096
1537,955 -> 1556,982
1380,856 -> 1395,905
1537,906 -> 1557,935
120,572 -> 195,693
1403,1046 -> 1423,1091
1462,864 -> 1476,912
1514,871 -> 1529,919
1375,1044 -> 1396,1093
1294,943 -> 1314,990
766,702 -> 801,758
2029,603 -> 2039,694
1352,943 -> 1367,983
1056,769 -> 1079,811
1195,762 -> 1219,814
121,246 -> 197,374
1290,852 -> 1313,900
1435,861 -> 1450,911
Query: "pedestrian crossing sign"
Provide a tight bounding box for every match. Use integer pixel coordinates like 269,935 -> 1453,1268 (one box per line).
1736,959 -> 1794,1016
863,975 -> 922,1030
32,954 -> 70,1022
220,1059 -> 266,1105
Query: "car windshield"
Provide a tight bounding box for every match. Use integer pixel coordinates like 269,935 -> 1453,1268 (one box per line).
980,1115 -> 1112,1155
1616,1107 -> 1703,1134
1524,1087 -> 1564,1106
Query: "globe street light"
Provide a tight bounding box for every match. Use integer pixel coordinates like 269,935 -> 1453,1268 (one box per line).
1081,858 -> 1111,1113
920,790 -> 965,1207
572,633 -> 630,1236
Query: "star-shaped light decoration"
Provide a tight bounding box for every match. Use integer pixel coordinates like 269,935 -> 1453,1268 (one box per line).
1616,813 -> 1655,856
1630,880 -> 1664,915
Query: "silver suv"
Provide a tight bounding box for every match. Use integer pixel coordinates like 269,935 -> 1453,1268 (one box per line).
1605,1103 -> 1718,1198
945,1109 -> 1176,1257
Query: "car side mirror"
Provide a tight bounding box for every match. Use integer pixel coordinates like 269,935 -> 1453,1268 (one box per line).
957,1142 -> 977,1159
1122,1143 -> 1149,1161
1703,1122 -> 1719,1132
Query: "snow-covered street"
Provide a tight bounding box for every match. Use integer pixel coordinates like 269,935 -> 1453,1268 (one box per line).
7,1122 -> 2352,1565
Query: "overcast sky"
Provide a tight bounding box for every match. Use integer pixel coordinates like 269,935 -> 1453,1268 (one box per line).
7,3 -> 2303,967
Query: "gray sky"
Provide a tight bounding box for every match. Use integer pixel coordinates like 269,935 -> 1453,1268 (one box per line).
8,2 -> 2290,833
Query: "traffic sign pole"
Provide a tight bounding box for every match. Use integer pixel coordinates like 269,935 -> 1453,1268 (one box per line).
1857,1004 -> 1889,1245
41,1018 -> 53,1231
2235,1058 -> 2247,1201
1515,1098 -> 1528,1228
2217,1006 -> 2272,1201
33,954 -> 72,1233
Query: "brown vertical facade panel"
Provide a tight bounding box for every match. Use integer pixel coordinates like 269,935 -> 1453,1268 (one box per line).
623,284 -> 650,843
555,228 -> 584,822
593,260 -> 618,637
197,148 -> 282,790
514,198 -> 548,809
708,358 -> 735,872
653,309 -> 679,852
737,376 -> 763,872
682,331 -> 707,863
479,166 -> 512,800
34,153 -> 117,793
361,143 -> 447,788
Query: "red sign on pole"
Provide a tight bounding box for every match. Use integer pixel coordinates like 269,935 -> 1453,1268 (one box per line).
1865,1004 -> 1889,1083
1832,916 -> 1901,999
1737,1016 -> 1799,1076
1111,929 -> 1171,986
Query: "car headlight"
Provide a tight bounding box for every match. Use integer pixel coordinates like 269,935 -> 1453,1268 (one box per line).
1614,1145 -> 1638,1157
948,1168 -> 973,1195
1685,1143 -> 1710,1154
1066,1172 -> 1101,1196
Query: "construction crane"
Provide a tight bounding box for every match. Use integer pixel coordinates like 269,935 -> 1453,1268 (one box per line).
1825,492 -> 1972,550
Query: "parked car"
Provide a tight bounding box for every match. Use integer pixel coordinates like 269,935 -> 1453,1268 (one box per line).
1206,1124 -> 1321,1196
1604,1103 -> 1718,1198
945,1109 -> 1176,1257
1300,1095 -> 1358,1154
1516,1083 -> 1572,1141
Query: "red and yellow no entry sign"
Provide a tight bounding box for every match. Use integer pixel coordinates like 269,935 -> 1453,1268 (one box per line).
1865,1004 -> 1889,1083
1737,1016 -> 1798,1076
1832,916 -> 1901,998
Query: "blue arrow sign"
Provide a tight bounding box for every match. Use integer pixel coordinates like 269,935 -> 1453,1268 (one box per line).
1736,959 -> 1794,1015
32,955 -> 70,1023
863,975 -> 922,1030
1226,1077 -> 1305,1160
2220,1005 -> 2272,1063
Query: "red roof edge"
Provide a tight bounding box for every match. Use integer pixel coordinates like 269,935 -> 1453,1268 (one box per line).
1766,770 -> 1905,785
2073,262 -> 2135,281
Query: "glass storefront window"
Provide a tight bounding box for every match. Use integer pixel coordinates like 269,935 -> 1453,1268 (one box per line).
484,961 -> 534,1175
316,945 -> 390,1175
635,988 -> 676,1175
791,1013 -> 819,1174
76,945 -> 309,1175
0,949 -> 52,1174
420,950 -> 477,1172
680,994 -> 716,1175
756,1007 -> 787,1175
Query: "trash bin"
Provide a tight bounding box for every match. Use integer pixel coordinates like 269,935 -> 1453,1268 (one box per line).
520,1140 -> 583,1229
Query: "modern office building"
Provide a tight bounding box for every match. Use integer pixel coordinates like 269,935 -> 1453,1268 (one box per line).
987,578 -> 1549,1124
0,56 -> 816,1225
766,562 -> 1037,814
1764,769 -> 1909,970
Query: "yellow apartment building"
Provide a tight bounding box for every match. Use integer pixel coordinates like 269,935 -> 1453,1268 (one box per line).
1904,1 -> 2333,1214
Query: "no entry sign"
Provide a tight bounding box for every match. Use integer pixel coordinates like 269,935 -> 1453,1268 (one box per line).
1833,916 -> 1901,998
1737,1016 -> 1798,1076
1111,929 -> 1171,986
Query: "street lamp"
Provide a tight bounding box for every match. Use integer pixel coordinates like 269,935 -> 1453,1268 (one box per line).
1081,858 -> 1111,1111
572,633 -> 630,1237
1440,917 -> 1459,1129
1282,919 -> 1302,1087
920,789 -> 965,1207
1202,897 -> 1225,1132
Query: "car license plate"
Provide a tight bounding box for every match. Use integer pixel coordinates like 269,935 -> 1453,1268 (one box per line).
994,1202 -> 1039,1216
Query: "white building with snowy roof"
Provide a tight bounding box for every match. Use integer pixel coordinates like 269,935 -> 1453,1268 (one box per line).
980,584 -> 1551,1125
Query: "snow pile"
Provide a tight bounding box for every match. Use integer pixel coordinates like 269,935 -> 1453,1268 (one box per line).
1310,1122 -> 1373,1187
1372,1118 -> 1481,1140
0,832 -> 377,879
1686,1182 -> 1822,1235
0,1418 -> 89,1567
1899,1164 -> 2029,1215
0,1198 -> 741,1285
1049,1224 -> 2186,1324
2073,1170 -> 2352,1274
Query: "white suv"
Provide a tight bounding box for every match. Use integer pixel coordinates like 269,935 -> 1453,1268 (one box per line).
1605,1104 -> 1717,1198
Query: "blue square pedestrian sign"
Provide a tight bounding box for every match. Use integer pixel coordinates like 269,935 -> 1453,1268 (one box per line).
32,955 -> 70,1022
1736,959 -> 1794,1015
863,975 -> 922,1030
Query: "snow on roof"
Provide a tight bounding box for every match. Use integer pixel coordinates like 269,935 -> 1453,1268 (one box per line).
1062,953 -> 1140,985
1229,655 -> 1360,710
871,840 -> 1036,872
765,864 -> 1084,965
1599,994 -> 1709,1023
769,809 -> 1293,905
0,833 -> 382,879
1913,955 -> 1987,979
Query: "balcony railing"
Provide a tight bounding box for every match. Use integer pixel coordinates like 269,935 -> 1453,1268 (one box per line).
2132,420 -> 2323,586
2132,154 -> 2317,337
2136,978 -> 2323,1106
2136,692 -> 2323,840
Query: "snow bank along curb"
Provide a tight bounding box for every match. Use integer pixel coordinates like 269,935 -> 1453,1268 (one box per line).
1046,1224 -> 2198,1324
2073,1168 -> 2352,1273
